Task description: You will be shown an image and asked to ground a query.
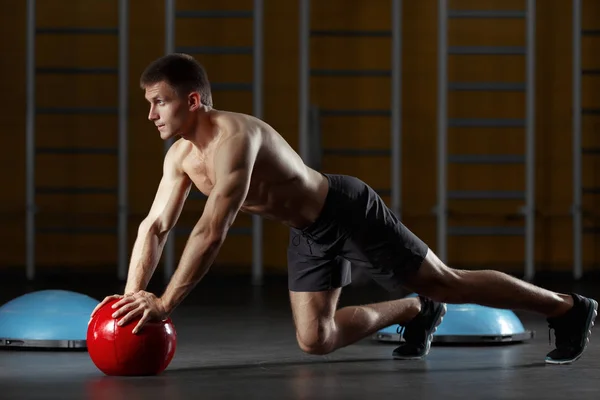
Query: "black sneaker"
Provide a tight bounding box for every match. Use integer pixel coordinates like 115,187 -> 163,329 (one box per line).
392,296 -> 447,360
545,293 -> 598,365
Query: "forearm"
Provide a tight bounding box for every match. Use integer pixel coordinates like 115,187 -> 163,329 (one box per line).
160,228 -> 223,314
124,224 -> 168,294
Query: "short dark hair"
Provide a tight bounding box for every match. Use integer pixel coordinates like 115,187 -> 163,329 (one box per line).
140,53 -> 213,107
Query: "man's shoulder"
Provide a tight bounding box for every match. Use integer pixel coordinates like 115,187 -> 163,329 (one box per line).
212,108 -> 251,120
165,138 -> 189,156
213,109 -> 265,132
164,139 -> 190,170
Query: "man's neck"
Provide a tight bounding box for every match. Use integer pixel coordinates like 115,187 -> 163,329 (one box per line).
184,108 -> 220,150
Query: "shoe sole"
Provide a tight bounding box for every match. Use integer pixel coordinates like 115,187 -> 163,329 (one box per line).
393,303 -> 447,360
545,298 -> 598,365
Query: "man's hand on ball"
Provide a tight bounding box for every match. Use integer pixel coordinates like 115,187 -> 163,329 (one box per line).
110,291 -> 168,334
89,293 -> 131,324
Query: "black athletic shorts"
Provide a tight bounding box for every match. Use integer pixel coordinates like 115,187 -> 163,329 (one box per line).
287,173 -> 429,292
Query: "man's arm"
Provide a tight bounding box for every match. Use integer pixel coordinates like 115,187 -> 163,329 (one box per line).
124,144 -> 192,294
89,143 -> 191,321
160,131 -> 259,314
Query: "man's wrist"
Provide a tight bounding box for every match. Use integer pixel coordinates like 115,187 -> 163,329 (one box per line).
123,287 -> 138,295
159,292 -> 175,315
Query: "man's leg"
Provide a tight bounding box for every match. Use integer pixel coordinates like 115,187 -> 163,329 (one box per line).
402,249 -> 573,316
289,288 -> 423,355
400,249 -> 597,364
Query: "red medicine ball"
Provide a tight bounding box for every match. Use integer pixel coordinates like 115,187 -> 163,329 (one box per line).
87,298 -> 177,376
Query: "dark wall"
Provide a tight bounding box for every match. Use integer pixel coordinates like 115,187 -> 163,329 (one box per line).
1,0 -> 598,277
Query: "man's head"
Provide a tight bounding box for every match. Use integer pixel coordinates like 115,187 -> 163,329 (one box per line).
140,53 -> 213,140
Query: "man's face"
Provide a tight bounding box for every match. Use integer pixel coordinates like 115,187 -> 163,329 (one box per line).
144,81 -> 193,140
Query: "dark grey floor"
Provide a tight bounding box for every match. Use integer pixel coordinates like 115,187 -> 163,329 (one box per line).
0,270 -> 599,400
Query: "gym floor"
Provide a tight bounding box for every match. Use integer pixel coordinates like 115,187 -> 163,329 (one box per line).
0,269 -> 599,400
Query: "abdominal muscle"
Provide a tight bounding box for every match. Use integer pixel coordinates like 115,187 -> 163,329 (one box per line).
239,169 -> 327,229
238,139 -> 329,229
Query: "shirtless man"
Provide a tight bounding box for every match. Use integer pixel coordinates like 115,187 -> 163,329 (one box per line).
90,53 -> 597,365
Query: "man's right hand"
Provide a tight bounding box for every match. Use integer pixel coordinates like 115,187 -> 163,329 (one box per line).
89,293 -> 133,324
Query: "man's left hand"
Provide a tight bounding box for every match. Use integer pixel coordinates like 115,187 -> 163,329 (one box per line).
110,291 -> 168,334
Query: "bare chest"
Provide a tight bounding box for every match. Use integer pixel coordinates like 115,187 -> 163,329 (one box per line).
182,154 -> 216,196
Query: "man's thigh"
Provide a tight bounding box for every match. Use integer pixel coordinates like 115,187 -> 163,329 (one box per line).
287,219 -> 351,293
341,193 -> 429,292
290,288 -> 342,336
287,253 -> 352,292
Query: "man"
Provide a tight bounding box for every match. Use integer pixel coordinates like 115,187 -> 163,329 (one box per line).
90,53 -> 597,365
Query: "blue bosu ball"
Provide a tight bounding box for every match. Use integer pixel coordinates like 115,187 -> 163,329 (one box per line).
375,295 -> 534,344
0,290 -> 100,349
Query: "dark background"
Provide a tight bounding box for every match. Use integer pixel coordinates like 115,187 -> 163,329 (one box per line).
1,0 -> 599,287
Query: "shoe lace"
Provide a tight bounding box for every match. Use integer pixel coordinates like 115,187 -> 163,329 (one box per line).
547,324 -> 554,346
395,323 -> 424,351
292,230 -> 315,255
396,325 -> 406,340
396,296 -> 427,343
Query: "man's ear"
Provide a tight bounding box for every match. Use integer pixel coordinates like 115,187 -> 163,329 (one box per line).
188,92 -> 201,111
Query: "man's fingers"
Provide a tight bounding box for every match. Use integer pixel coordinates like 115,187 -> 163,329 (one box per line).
111,295 -> 136,310
91,296 -> 116,316
90,295 -> 122,318
132,313 -> 151,335
117,307 -> 142,327
111,300 -> 140,319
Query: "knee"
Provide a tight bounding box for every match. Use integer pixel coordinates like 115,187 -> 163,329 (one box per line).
295,319 -> 336,355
